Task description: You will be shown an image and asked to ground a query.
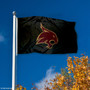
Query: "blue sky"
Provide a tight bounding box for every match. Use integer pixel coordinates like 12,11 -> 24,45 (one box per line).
0,0 -> 90,89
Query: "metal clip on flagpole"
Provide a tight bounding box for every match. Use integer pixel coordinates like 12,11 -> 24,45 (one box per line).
12,11 -> 16,90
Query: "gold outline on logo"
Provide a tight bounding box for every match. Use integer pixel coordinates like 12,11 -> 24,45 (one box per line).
36,23 -> 58,49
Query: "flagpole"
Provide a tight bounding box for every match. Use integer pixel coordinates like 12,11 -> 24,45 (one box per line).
16,17 -> 18,56
12,11 -> 16,90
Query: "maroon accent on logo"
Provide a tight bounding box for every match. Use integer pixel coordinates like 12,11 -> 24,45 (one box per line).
36,23 -> 58,49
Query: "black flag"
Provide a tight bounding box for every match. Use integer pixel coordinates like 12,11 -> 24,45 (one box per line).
18,16 -> 77,54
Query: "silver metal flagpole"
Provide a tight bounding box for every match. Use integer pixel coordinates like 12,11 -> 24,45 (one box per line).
12,11 -> 16,90
16,17 -> 18,56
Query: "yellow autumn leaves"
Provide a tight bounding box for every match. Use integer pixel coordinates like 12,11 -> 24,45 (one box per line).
15,85 -> 26,90
32,55 -> 90,90
66,55 -> 90,90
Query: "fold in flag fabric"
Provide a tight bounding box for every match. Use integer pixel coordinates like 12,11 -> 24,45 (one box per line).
18,16 -> 77,54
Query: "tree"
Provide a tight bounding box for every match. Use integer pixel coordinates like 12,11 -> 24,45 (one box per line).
11,85 -> 26,90
32,55 -> 90,90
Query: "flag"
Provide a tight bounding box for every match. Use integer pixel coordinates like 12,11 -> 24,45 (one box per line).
18,16 -> 77,54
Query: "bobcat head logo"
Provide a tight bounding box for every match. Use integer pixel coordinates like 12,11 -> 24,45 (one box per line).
36,23 -> 58,49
